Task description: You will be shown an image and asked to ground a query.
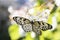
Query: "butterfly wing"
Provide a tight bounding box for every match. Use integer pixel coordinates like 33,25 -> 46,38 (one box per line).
13,16 -> 31,25
13,16 -> 23,25
38,21 -> 52,31
22,24 -> 32,32
13,16 -> 32,32
32,21 -> 42,35
32,21 -> 52,35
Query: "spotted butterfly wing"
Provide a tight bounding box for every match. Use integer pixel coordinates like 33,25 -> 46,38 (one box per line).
38,21 -> 52,31
13,16 -> 30,25
32,21 -> 52,35
22,24 -> 32,32
32,21 -> 42,35
13,16 -> 32,32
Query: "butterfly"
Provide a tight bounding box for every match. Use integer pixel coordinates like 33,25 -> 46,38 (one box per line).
13,16 -> 52,35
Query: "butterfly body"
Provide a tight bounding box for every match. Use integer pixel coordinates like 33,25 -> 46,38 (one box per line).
13,16 -> 52,35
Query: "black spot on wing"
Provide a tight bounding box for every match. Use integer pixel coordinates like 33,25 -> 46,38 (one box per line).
13,17 -> 18,22
13,17 -> 23,25
48,24 -> 52,29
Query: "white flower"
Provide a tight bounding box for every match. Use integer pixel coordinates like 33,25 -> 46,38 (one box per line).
51,16 -> 57,30
38,9 -> 50,22
31,31 -> 36,38
54,0 -> 60,6
8,6 -> 14,14
19,25 -> 26,37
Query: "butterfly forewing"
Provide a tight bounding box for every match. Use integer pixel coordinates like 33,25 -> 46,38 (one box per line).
13,17 -> 31,25
13,17 -> 23,25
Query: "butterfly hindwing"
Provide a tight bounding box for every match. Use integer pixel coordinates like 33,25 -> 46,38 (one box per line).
22,24 -> 32,32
